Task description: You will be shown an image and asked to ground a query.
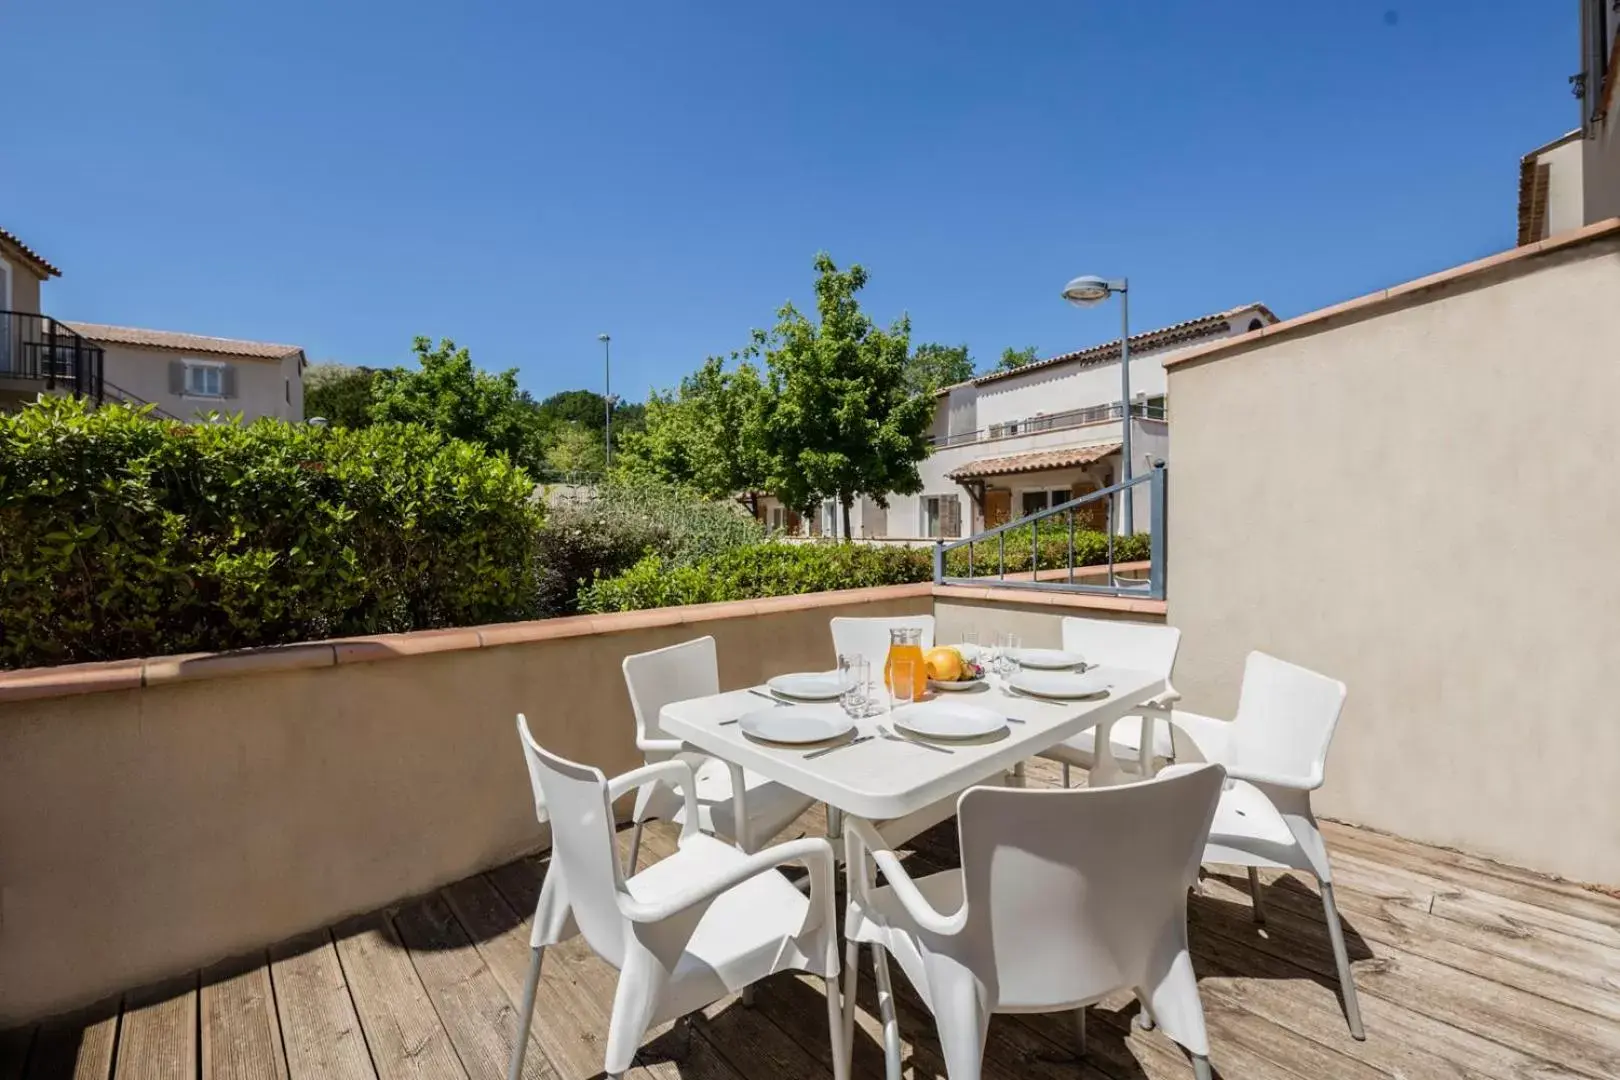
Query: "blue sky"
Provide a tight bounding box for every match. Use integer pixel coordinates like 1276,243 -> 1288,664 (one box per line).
4,1 -> 1579,402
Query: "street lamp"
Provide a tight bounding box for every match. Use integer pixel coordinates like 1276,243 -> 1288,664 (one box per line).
597,333 -> 612,469
1061,274 -> 1133,533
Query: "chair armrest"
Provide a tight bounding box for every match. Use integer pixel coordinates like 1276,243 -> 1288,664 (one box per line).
1227,766 -> 1323,791
1163,709 -> 1235,764
617,836 -> 836,925
844,818 -> 965,937
1141,684 -> 1182,712
637,737 -> 687,757
606,760 -> 701,840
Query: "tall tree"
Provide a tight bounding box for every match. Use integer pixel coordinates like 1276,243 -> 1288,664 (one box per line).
760,253 -> 934,540
995,345 -> 1040,371
542,421 -> 607,479
368,337 -> 549,474
906,343 -> 975,394
303,363 -> 380,428
616,356 -> 771,509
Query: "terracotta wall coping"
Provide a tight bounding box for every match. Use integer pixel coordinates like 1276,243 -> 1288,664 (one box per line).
1163,218 -> 1620,372
0,575 -> 1166,704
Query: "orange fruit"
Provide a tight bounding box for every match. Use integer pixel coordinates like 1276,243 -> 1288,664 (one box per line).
925,646 -> 964,682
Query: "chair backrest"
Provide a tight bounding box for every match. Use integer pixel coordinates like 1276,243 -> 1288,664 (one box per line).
622,636 -> 719,749
1060,616 -> 1181,679
515,716 -> 628,966
953,764 -> 1224,1012
829,615 -> 936,671
1228,651 -> 1346,789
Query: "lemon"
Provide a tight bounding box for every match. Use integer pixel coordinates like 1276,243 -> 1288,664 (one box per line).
925,646 -> 964,682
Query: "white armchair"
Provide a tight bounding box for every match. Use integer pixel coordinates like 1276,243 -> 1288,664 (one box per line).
841,765 -> 1227,1080
1165,650 -> 1365,1039
1038,616 -> 1182,786
511,716 -> 847,1080
621,636 -> 816,872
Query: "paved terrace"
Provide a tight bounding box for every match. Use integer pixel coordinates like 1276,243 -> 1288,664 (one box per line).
2,759 -> 1616,1080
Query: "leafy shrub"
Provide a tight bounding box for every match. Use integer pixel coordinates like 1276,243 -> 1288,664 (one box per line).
533,478 -> 765,616
0,398 -> 544,669
579,528 -> 1149,613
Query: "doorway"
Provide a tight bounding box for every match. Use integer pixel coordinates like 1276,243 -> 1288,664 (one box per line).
984,488 -> 1012,528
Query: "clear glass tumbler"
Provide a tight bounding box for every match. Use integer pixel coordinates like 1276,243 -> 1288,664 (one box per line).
838,654 -> 869,718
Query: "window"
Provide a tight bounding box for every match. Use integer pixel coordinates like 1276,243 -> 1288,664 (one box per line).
1143,394 -> 1167,420
184,361 -> 225,397
768,506 -> 787,532
820,500 -> 840,537
1019,488 -> 1071,516
921,495 -> 962,538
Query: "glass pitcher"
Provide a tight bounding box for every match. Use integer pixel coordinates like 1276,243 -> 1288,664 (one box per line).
884,627 -> 928,701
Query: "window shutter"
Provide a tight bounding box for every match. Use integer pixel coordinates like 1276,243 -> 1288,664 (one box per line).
221,365 -> 238,399
944,496 -> 962,538
169,361 -> 185,395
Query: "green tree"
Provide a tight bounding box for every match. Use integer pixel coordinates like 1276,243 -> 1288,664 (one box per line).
368,337 -> 548,474
759,253 -> 934,540
303,363 -> 381,428
543,421 -> 607,479
906,343 -> 975,394
995,345 -> 1040,371
616,357 -> 771,510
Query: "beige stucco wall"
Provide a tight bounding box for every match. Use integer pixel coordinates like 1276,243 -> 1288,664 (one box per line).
0,250 -> 42,317
0,587 -> 930,1024
1586,116 -> 1620,224
934,590 -> 1164,650
98,343 -> 298,421
1165,237 -> 1620,884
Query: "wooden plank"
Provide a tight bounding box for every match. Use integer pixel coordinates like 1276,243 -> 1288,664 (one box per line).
21,1001 -> 118,1080
330,915 -> 466,1080
0,1029 -> 35,1080
1330,849 -> 1620,951
269,932 -> 377,1080
113,977 -> 197,1080
1209,867 -> 1620,1021
1322,819 -> 1620,921
1187,882 -> 1620,1079
390,895 -> 555,1080
201,955 -> 289,1080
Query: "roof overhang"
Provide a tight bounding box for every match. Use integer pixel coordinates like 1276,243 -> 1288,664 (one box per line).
0,227 -> 62,279
946,442 -> 1121,481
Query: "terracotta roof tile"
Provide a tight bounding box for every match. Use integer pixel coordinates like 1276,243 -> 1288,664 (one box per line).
63,321 -> 304,361
946,442 -> 1121,481
944,303 -> 1276,393
0,226 -> 61,278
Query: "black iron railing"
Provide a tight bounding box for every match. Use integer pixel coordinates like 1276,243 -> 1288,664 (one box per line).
0,311 -> 104,402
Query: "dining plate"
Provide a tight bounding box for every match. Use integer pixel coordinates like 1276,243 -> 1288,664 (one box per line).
892,702 -> 1007,740
766,672 -> 847,700
1008,669 -> 1111,699
738,708 -> 855,745
1012,648 -> 1085,670
928,677 -> 985,693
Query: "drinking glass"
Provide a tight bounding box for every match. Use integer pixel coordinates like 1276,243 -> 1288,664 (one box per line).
889,659 -> 917,712
993,632 -> 1021,687
959,628 -> 980,661
838,654 -> 869,718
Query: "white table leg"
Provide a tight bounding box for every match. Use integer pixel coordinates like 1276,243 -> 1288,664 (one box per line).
1086,716 -> 1128,787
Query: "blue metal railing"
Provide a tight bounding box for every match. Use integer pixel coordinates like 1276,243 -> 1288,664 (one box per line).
931,462 -> 1166,600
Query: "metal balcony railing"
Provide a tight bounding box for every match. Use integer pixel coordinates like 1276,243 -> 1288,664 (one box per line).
930,399 -> 1167,449
0,311 -> 104,402
932,462 -> 1166,599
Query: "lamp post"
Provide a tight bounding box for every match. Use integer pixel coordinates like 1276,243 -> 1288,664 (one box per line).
1061,275 -> 1133,534
597,333 -> 612,469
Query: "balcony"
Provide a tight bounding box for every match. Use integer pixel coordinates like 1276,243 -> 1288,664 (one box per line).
0,585 -> 1612,1080
932,400 -> 1166,450
0,312 -> 104,401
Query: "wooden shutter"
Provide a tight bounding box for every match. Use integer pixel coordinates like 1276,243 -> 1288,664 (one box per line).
169,360 -> 185,395
221,364 -> 238,399
943,496 -> 962,538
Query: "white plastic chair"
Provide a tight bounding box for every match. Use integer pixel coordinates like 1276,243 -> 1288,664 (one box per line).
622,636 -> 816,872
828,614 -> 936,670
843,764 -> 1227,1080
1165,651 -> 1365,1039
510,717 -> 848,1080
1037,616 -> 1181,787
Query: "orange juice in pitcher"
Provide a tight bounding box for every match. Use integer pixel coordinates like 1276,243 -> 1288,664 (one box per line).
884,627 -> 928,700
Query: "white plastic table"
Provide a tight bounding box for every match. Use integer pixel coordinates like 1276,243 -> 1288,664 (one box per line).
658,665 -> 1167,823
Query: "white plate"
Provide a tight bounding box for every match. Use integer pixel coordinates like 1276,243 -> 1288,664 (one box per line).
928,678 -> 985,693
1009,669 -> 1111,699
892,702 -> 1007,740
1012,648 -> 1085,669
767,672 -> 847,700
739,708 -> 854,745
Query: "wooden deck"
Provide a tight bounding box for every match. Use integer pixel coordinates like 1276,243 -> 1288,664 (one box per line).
4,758 -> 1618,1080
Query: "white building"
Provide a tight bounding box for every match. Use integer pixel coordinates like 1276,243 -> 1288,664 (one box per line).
757,302 -> 1276,541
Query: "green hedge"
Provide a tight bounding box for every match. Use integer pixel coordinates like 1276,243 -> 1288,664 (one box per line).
578,529 -> 1150,613
0,398 -> 544,669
